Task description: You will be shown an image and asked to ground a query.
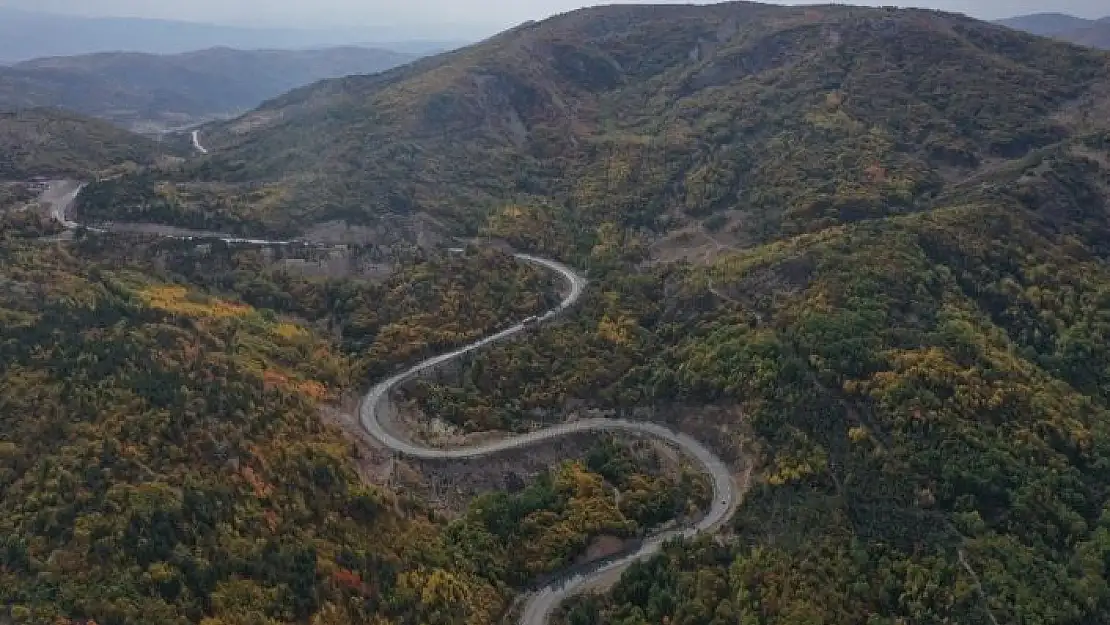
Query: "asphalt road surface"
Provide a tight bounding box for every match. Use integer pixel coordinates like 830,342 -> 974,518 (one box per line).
191,130 -> 208,154
358,254 -> 737,625
32,172 -> 738,625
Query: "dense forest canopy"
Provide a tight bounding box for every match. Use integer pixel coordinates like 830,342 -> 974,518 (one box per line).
4,1 -> 1110,624
0,230 -> 709,624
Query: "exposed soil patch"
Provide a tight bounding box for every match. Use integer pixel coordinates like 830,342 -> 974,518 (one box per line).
319,396 -> 393,485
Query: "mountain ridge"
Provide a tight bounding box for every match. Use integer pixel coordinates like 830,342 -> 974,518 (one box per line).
995,12 -> 1099,35
0,46 -> 421,131
0,6 -> 471,62
997,11 -> 1110,49
116,1 -> 1108,246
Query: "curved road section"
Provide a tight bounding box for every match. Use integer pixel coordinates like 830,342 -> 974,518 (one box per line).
191,130 -> 209,154
39,179 -> 308,245
358,254 -> 737,625
34,175 -> 737,624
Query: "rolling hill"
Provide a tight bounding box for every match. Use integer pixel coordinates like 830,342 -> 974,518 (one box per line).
1068,19 -> 1110,49
87,2 -> 1110,244
0,46 -> 421,132
0,108 -> 171,178
997,12 -> 1110,49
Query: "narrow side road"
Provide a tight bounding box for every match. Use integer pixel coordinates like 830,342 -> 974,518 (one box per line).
191,130 -> 208,154
358,254 -> 738,625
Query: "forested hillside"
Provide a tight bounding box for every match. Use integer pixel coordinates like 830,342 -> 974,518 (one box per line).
0,227 -> 710,624
0,109 -> 169,178
80,2 -> 1110,250
8,2 -> 1110,624
549,187 -> 1110,625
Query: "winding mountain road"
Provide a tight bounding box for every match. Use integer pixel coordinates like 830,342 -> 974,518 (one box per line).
33,177 -> 739,625
38,179 -> 307,244
358,254 -> 738,625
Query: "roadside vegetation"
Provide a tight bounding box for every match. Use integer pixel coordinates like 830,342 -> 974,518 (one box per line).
0,228 -> 707,624
5,1 -> 1110,623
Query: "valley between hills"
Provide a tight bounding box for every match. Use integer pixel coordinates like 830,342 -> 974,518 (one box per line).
5,2 -> 1110,625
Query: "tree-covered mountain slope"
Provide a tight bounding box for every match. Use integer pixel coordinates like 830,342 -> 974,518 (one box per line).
81,2 -> 1110,247
0,108 -> 171,178
0,230 -> 711,624
12,3 -> 1110,624
413,133 -> 1110,624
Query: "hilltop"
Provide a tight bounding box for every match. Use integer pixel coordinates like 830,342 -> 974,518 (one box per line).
0,46 -> 420,132
997,12 -> 1110,49
82,2 -> 1110,247
0,108 -> 171,178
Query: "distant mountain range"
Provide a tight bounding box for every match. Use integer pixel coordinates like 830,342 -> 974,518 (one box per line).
996,12 -> 1110,49
0,7 -> 469,63
0,46 -> 422,131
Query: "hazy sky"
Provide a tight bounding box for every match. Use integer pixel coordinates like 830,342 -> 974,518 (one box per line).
3,0 -> 1107,32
